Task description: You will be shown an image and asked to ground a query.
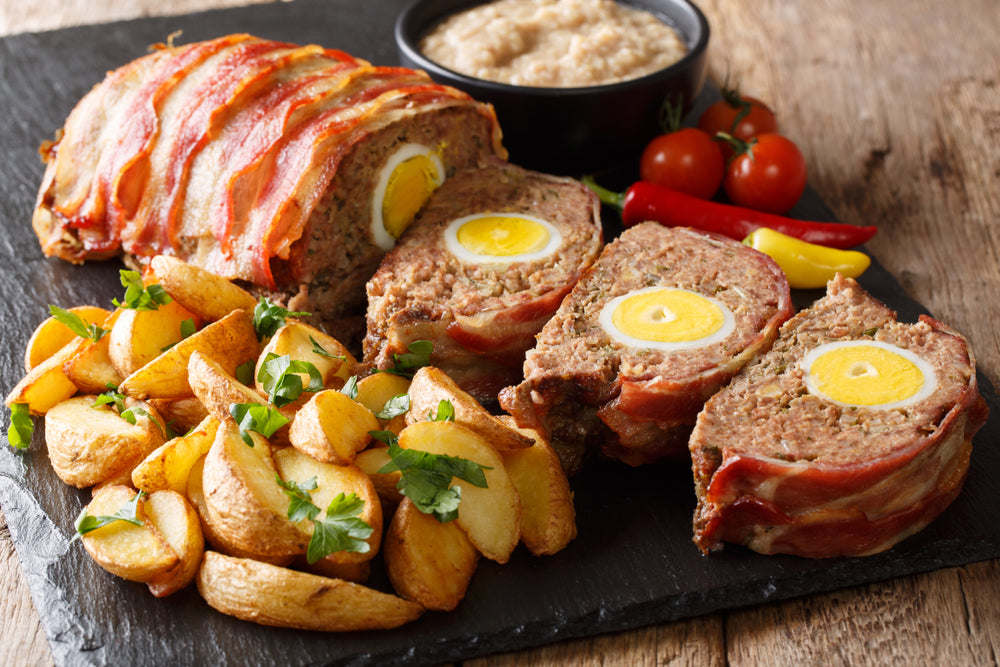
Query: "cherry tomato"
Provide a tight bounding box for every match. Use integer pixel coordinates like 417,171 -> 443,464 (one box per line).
698,92 -> 779,142
639,128 -> 724,200
723,134 -> 807,214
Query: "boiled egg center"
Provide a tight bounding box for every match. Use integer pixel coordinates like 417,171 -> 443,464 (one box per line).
444,212 -> 562,265
801,340 -> 937,408
598,287 -> 736,350
371,143 -> 445,251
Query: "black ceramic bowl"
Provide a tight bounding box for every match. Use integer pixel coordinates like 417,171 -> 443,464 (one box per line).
395,0 -> 710,175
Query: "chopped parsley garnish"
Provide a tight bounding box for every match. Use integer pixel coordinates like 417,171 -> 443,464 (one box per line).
276,476 -> 373,563
310,336 -> 345,360
93,386 -> 165,437
379,340 -> 433,379
340,375 -> 359,400
72,490 -> 145,541
257,353 -> 323,408
376,434 -> 489,523
376,394 -> 410,421
229,403 -> 290,447
429,399 -> 455,422
235,359 -> 256,386
112,270 -> 172,311
252,298 -> 310,341
48,305 -> 107,342
6,403 -> 33,450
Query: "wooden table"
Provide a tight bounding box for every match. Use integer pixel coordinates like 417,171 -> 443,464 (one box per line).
2,1 -> 998,664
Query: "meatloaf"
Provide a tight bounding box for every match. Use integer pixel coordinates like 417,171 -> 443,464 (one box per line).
500,223 -> 794,473
31,34 -> 505,326
690,274 -> 988,558
363,159 -> 603,401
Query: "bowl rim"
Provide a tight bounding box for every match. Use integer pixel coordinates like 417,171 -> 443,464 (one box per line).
394,0 -> 710,97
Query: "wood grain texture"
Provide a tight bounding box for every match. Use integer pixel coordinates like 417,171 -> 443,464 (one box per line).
1,1 -> 997,666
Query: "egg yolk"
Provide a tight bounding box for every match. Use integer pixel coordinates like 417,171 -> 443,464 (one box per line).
598,287 -> 736,351
455,215 -> 550,256
381,153 -> 443,240
802,341 -> 936,408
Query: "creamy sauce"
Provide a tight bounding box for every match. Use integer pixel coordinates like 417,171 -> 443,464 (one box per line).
419,0 -> 689,88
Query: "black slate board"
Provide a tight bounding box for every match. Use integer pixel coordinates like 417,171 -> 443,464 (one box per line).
0,2 -> 998,666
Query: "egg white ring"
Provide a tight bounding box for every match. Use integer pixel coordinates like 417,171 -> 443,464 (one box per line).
598,286 -> 737,351
801,340 -> 939,409
443,212 -> 563,266
370,143 -> 445,252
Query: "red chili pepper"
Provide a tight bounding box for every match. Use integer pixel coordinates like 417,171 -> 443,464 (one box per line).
583,178 -> 877,249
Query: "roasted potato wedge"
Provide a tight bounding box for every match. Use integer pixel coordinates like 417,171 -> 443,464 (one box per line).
24,304 -> 110,371
5,340 -> 79,415
201,420 -> 308,559
108,299 -> 200,378
398,420 -> 521,563
62,325 -> 123,395
149,255 -> 257,321
354,372 -> 411,418
46,395 -> 165,488
406,367 -> 531,452
143,489 -> 205,597
118,309 -> 258,400
354,445 -> 403,507
147,396 -> 210,434
272,446 -> 382,564
132,416 -> 218,494
197,551 -> 423,631
295,556 -> 371,583
384,497 -> 479,611
288,389 -> 379,464
81,485 -> 178,582
255,321 -> 357,401
499,418 -> 577,556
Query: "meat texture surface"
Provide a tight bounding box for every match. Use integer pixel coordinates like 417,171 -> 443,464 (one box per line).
501,223 -> 794,473
689,274 -> 988,558
364,159 -> 603,401
32,34 -> 505,325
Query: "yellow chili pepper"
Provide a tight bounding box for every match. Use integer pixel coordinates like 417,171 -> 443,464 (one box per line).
743,227 -> 871,289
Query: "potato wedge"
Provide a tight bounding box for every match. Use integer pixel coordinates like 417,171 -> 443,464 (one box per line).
197,551 -> 423,631
62,325 -> 123,395
118,309 -> 259,400
147,396 -> 210,434
201,420 -> 308,558
144,489 -> 205,597
46,395 -> 165,488
81,485 -> 178,582
499,418 -> 577,556
132,416 -> 218,494
406,367 -> 531,452
272,446 -> 382,564
255,321 -> 357,399
354,446 -> 403,507
24,305 -> 110,371
186,455 -> 292,566
5,340 -> 79,415
384,497 -> 479,611
398,420 -> 520,563
288,389 -> 378,464
355,372 -> 411,418
149,255 -> 257,321
108,299 -> 200,378
296,556 -> 371,583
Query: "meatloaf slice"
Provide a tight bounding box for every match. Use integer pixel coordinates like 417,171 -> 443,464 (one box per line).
363,159 -> 603,401
690,274 -> 988,558
500,223 -> 794,474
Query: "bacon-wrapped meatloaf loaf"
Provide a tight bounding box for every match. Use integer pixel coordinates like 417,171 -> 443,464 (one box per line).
690,274 -> 988,558
32,34 -> 505,324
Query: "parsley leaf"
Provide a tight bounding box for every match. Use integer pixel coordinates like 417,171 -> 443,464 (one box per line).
93,387 -> 165,437
340,375 -> 359,400
276,477 -> 372,563
257,353 -> 323,407
72,490 -> 145,541
229,403 -> 290,447
6,403 -> 33,450
235,359 -> 256,386
48,305 -> 107,342
310,336 -> 345,360
112,270 -> 172,311
379,340 -> 433,379
252,298 -> 310,341
377,442 -> 489,522
430,399 -> 455,422
376,394 -> 410,421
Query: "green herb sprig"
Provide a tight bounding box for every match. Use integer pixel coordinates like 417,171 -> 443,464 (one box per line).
6,403 -> 33,450
72,490 -> 146,541
275,476 -> 373,563
49,305 -> 107,342
252,298 -> 310,341
112,270 -> 171,311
